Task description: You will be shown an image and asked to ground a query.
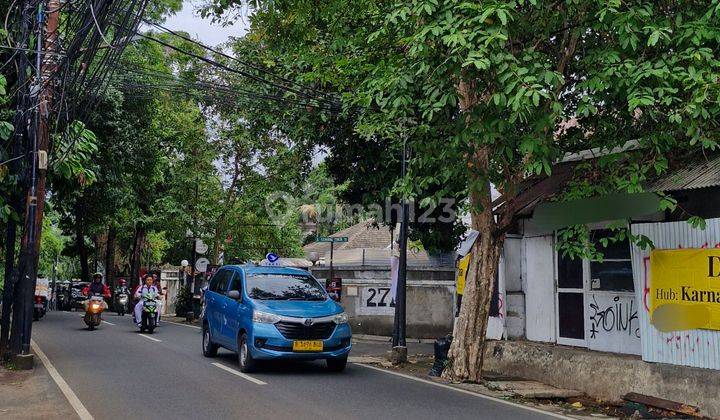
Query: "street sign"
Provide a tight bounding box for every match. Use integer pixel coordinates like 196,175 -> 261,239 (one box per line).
195,257 -> 210,273
195,239 -> 208,254
316,236 -> 348,243
264,252 -> 281,266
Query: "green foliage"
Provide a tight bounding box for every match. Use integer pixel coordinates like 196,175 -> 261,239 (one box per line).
52,121 -> 99,184
174,285 -> 193,317
201,0 -> 720,259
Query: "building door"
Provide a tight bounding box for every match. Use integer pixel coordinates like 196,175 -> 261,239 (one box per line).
555,250 -> 586,346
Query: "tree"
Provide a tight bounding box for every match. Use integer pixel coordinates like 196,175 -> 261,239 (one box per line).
199,0 -> 720,382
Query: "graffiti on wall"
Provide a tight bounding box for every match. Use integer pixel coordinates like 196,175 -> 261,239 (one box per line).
588,295 -> 640,339
586,293 -> 641,355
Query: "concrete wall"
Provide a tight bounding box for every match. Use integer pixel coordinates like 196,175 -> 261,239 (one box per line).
311,266 -> 455,338
484,340 -> 720,418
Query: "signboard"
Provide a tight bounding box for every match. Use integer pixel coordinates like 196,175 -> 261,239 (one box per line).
357,286 -> 395,316
195,257 -> 210,273
263,252 -> 280,266
456,254 -> 471,296
649,249 -> 720,332
316,236 -> 348,243
195,239 -> 208,255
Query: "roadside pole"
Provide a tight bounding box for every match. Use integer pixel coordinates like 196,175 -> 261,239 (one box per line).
391,134 -> 409,362
12,0 -> 58,362
329,242 -> 334,285
315,236 -> 348,287
0,0 -> 31,356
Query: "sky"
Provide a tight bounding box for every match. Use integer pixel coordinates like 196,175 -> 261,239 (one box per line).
162,0 -> 249,46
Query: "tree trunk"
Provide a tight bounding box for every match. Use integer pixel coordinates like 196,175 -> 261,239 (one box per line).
104,225 -> 116,289
0,217 -> 18,356
443,77 -> 505,382
129,225 -> 146,289
75,202 -> 89,283
443,149 -> 505,382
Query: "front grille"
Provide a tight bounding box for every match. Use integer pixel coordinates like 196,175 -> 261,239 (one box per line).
274,321 -> 336,340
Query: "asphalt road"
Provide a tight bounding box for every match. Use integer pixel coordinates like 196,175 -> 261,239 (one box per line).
32,311 -> 561,420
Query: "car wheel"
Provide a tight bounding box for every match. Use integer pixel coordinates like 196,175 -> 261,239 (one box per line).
326,356 -> 348,372
202,324 -> 218,357
238,333 -> 257,373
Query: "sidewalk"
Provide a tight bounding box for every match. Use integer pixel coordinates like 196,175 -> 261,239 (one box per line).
348,338 -> 617,419
0,359 -> 76,419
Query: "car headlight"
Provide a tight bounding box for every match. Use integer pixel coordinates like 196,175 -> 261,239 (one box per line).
252,310 -> 281,324
332,312 -> 348,324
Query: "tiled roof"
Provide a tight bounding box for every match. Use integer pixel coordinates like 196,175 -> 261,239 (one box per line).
303,220 -> 393,254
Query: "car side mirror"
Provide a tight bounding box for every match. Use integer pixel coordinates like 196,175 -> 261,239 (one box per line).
328,292 -> 340,302
227,290 -> 241,300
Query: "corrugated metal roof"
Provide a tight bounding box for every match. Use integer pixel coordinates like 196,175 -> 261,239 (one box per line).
647,154 -> 720,191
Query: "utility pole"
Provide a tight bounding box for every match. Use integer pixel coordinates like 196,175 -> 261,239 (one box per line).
0,0 -> 32,356
190,176 -> 199,292
10,0 -> 58,362
391,132 -> 409,362
328,242 -> 334,286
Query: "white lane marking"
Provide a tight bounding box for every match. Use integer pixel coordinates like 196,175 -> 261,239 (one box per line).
138,334 -> 162,342
102,320 -> 115,326
163,320 -> 201,330
31,339 -> 94,420
212,362 -> 267,385
355,363 -> 571,420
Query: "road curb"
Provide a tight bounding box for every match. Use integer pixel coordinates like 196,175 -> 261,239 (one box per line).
353,334 -> 436,344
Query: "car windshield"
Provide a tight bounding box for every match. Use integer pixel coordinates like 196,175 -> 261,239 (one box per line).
246,274 -> 326,301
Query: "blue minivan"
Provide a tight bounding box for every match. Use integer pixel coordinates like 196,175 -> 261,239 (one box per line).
201,264 -> 352,372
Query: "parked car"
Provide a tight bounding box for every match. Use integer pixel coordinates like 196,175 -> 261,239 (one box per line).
202,264 -> 351,373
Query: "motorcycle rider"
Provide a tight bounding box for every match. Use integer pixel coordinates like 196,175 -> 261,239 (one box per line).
114,278 -> 130,309
115,278 -> 130,298
82,273 -> 110,310
134,274 -> 159,327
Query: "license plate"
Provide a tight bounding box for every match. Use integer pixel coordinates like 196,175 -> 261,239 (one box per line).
292,340 -> 323,352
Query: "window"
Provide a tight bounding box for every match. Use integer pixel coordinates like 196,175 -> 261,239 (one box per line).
228,274 -> 242,293
589,230 -> 634,292
558,253 -> 583,289
209,270 -> 230,293
558,292 -> 585,339
246,274 -> 326,301
215,272 -> 231,294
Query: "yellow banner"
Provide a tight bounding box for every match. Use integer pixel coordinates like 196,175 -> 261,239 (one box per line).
456,254 -> 471,296
649,249 -> 720,332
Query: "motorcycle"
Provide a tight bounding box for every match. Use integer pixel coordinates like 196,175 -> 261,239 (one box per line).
139,292 -> 159,334
84,295 -> 105,330
33,295 -> 47,321
116,293 -> 129,316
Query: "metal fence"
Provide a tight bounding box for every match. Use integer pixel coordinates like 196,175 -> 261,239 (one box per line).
631,218 -> 720,370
